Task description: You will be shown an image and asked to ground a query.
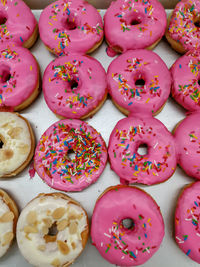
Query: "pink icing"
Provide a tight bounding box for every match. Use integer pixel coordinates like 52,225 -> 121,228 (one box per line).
34,119 -> 107,192
108,116 -> 177,185
171,49 -> 200,111
43,54 -> 107,119
175,182 -> 200,263
0,0 -> 37,46
39,0 -> 103,56
174,112 -> 200,180
168,0 -> 200,52
107,49 -> 171,116
0,43 -> 38,108
91,185 -> 165,266
104,0 -> 167,53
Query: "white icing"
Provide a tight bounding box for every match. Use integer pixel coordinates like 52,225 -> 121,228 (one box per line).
17,195 -> 88,267
0,112 -> 31,176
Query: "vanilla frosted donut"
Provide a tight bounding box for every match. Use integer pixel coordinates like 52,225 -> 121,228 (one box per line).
0,43 -> 40,111
17,192 -> 89,267
108,116 -> 176,185
104,0 -> 167,55
171,49 -> 200,111
174,113 -> 200,180
0,189 -> 18,258
43,54 -> 107,119
175,182 -> 200,263
0,0 -> 38,48
91,185 -> 165,266
34,119 -> 107,191
0,112 -> 35,177
107,49 -> 171,116
39,0 -> 103,56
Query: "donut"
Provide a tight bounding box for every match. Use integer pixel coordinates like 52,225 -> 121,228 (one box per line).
108,116 -> 176,185
171,49 -> 200,111
174,112 -> 200,180
0,189 -> 18,258
175,182 -> 200,263
0,43 -> 40,111
107,49 -> 171,116
34,119 -> 107,191
0,0 -> 38,48
166,0 -> 200,54
16,192 -> 89,267
43,54 -> 107,119
0,112 -> 35,178
39,0 -> 104,56
104,0 -> 167,56
91,185 -> 165,266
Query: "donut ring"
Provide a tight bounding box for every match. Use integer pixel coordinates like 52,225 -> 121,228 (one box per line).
0,189 -> 18,258
104,0 -> 167,55
0,112 -> 35,178
43,54 -> 107,119
91,185 -> 165,266
108,116 -> 177,185
34,119 -> 107,191
39,0 -> 104,56
16,192 -> 89,267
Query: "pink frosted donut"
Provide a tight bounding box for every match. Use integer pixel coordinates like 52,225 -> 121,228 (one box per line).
0,43 -> 39,111
174,113 -> 200,180
0,0 -> 38,48
107,49 -> 171,116
39,0 -> 104,56
104,0 -> 167,55
43,54 -> 107,119
34,119 -> 107,192
108,116 -> 177,185
175,182 -> 200,264
91,185 -> 165,266
171,49 -> 200,111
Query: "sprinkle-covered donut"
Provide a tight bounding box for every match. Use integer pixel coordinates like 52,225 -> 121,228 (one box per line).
175,182 -> 200,263
108,116 -> 176,185
34,119 -> 107,192
17,192 -> 89,267
171,49 -> 200,111
0,189 -> 18,258
39,0 -> 104,56
91,185 -> 165,266
174,113 -> 200,180
43,54 -> 107,119
166,0 -> 200,54
0,43 -> 40,111
104,0 -> 167,56
0,0 -> 38,48
0,112 -> 35,178
107,49 -> 171,116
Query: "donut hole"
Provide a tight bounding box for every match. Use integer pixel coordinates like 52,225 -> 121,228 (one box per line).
63,13 -> 78,30
44,222 -> 58,243
67,149 -> 76,161
69,80 -> 78,90
0,64 -> 11,83
135,79 -> 145,88
0,11 -> 7,25
0,135 -> 4,149
130,19 -> 141,26
121,218 -> 135,230
194,16 -> 200,28
198,79 -> 200,86
137,143 -> 148,156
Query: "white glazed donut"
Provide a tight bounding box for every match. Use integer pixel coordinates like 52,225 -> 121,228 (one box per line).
16,193 -> 89,267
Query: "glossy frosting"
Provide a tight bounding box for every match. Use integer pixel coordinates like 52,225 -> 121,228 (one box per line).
43,54 -> 107,119
174,112 -> 200,180
175,182 -> 200,264
0,0 -> 37,46
168,0 -> 200,52
0,43 -> 38,109
17,193 -> 88,266
107,49 -> 171,115
91,185 -> 165,266
39,0 -> 103,56
171,49 -> 200,111
34,119 -> 107,192
104,0 -> 167,53
108,116 -> 176,185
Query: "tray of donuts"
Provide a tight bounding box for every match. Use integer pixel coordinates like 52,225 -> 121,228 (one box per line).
0,0 -> 200,266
